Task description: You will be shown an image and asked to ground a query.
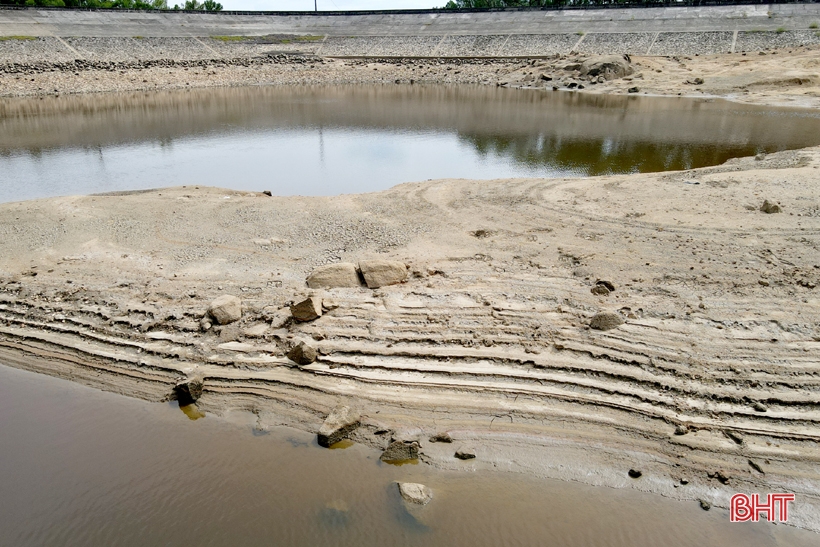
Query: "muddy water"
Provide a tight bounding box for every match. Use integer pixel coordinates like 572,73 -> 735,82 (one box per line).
2,85 -> 820,203
0,364 -> 816,547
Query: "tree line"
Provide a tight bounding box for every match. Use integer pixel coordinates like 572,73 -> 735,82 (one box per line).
0,0 -> 221,9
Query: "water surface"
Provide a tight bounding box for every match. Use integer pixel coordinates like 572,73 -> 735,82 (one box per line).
0,364 -> 817,547
2,85 -> 820,203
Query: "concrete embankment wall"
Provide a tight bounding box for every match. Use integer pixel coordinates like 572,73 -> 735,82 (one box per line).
1,5 -> 820,59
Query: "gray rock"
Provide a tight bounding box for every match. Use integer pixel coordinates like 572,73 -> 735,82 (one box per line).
589,311 -> 624,331
359,260 -> 408,289
579,54 -> 633,80
306,263 -> 362,289
174,376 -> 204,406
454,446 -> 476,460
318,405 -> 361,448
429,432 -> 453,443
380,440 -> 420,462
760,200 -> 782,214
288,341 -> 318,366
699,499 -> 712,511
628,469 -> 643,479
674,424 -> 689,436
753,401 -> 768,412
208,295 -> 242,325
291,297 -> 323,322
243,323 -> 269,338
397,482 -> 433,505
591,284 -> 610,296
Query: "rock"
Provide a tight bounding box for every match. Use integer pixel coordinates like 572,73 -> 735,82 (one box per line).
358,260 -> 408,289
318,405 -> 361,447
699,499 -> 712,511
579,55 -> 633,81
380,440 -> 420,462
291,297 -> 323,322
208,295 -> 242,325
287,341 -> 318,366
596,280 -> 616,292
628,469 -> 643,479
454,446 -> 476,460
591,284 -> 610,296
760,200 -> 782,214
262,190 -> 272,196
217,324 -> 241,342
174,376 -> 204,406
306,263 -> 361,289
429,432 -> 453,443
628,86 -> 640,93
674,424 -> 689,436
199,317 -> 212,331
589,311 -> 624,331
397,482 -> 433,505
753,401 -> 768,412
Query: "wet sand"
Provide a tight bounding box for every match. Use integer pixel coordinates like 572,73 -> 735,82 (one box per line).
1,46 -> 820,534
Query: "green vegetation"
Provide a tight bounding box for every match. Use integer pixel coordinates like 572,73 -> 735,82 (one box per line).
0,0 -> 222,10
776,27 -> 787,34
810,22 -> 819,30
211,35 -> 248,42
0,35 -> 37,41
296,35 -> 324,42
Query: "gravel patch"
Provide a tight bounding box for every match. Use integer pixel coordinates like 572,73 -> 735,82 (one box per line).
577,33 -> 654,56
498,34 -> 577,56
736,30 -> 820,52
650,32 -> 733,56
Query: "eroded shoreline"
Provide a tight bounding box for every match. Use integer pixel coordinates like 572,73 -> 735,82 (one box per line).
2,40 -> 820,533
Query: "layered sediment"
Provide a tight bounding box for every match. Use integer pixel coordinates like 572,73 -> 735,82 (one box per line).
1,147 -> 820,529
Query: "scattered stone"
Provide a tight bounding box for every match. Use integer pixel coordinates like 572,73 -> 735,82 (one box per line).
748,459 -> 765,474
454,446 -> 476,460
758,279 -> 770,287
174,375 -> 204,406
753,401 -> 769,412
589,311 -> 624,331
306,263 -> 362,289
726,430 -> 744,445
628,468 -> 643,479
291,296 -> 323,322
262,190 -> 272,196
699,499 -> 712,511
359,260 -> 408,289
199,317 -> 212,331
674,424 -> 689,436
712,470 -> 731,485
398,482 -> 433,505
579,55 -> 633,81
318,405 -> 361,447
429,432 -> 453,443
208,294 -> 242,325
760,200 -> 782,214
217,324 -> 241,342
381,440 -> 420,462
591,284 -> 610,296
287,341 -> 318,365
627,86 -> 640,93
596,280 -> 616,292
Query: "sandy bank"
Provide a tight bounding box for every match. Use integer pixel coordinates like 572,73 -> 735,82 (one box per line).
1,143 -> 820,529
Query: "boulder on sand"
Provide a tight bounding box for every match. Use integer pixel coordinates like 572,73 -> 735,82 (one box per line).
380,440 -> 420,462
290,296 -> 323,322
208,295 -> 242,325
174,375 -> 204,406
306,263 -> 362,289
287,341 -> 318,366
359,260 -> 408,289
589,311 -> 624,331
579,55 -> 633,81
397,482 -> 433,505
318,405 -> 361,447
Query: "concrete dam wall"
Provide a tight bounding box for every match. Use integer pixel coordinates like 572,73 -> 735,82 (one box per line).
1,5 -> 820,59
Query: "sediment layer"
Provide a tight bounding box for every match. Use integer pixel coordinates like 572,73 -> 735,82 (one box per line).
1,147 -> 819,529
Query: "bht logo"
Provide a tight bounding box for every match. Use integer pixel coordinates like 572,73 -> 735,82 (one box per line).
730,493 -> 795,523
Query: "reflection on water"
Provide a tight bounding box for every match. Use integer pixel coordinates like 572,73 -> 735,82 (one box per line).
2,85 -> 820,203
1,363 -> 819,547
179,403 -> 206,420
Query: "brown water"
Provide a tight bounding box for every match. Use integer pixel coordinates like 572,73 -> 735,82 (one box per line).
0,363 -> 816,547
2,85 -> 820,203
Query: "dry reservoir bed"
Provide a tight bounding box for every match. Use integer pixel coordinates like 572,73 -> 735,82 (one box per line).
1,143 -> 820,531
